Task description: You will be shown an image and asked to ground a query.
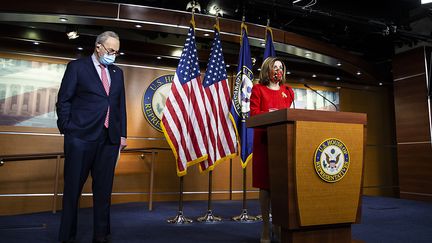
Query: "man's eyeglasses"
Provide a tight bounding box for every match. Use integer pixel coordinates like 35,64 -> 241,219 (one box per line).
99,43 -> 120,56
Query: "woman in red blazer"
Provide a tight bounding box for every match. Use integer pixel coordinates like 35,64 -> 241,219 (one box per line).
250,57 -> 294,243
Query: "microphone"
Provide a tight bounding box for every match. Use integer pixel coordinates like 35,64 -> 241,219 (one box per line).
304,84 -> 338,111
285,86 -> 296,109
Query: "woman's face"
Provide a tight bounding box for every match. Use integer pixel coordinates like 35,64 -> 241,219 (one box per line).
269,60 -> 284,83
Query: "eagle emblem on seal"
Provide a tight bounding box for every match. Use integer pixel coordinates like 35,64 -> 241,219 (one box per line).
314,138 -> 350,183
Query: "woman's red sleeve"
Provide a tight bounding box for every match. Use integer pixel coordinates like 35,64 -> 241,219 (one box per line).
250,84 -> 263,116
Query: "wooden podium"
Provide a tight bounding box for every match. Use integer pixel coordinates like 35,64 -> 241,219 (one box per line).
247,109 -> 367,243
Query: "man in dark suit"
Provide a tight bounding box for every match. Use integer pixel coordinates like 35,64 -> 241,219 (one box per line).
56,31 -> 127,243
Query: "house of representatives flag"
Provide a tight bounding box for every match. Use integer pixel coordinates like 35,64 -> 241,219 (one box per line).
200,24 -> 237,172
161,21 -> 209,177
263,26 -> 276,60
230,23 -> 254,168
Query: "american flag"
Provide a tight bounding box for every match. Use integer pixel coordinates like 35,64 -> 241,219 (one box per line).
199,26 -> 237,172
161,23 -> 209,177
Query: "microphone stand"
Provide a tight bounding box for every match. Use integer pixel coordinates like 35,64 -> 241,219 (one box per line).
304,84 -> 338,111
286,85 -> 296,109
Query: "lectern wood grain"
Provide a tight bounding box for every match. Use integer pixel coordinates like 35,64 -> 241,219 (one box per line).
247,108 -> 366,243
295,121 -> 363,226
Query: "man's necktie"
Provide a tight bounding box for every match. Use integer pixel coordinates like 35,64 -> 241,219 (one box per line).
99,64 -> 110,128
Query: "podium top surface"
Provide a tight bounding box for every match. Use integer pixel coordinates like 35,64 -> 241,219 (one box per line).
246,108 -> 367,128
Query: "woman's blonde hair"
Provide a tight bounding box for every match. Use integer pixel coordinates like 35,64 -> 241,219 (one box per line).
258,57 -> 286,86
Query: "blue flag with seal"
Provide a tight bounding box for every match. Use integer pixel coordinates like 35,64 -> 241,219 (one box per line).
230,23 -> 254,168
263,26 -> 276,60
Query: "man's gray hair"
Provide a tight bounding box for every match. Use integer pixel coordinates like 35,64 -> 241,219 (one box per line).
95,31 -> 119,45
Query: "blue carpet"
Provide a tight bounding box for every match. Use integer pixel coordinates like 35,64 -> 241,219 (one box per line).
0,196 -> 431,242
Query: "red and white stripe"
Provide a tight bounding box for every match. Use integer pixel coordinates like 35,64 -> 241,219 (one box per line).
200,78 -> 237,171
161,74 -> 208,176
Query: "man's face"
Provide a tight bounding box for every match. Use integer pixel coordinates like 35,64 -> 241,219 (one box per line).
96,37 -> 120,57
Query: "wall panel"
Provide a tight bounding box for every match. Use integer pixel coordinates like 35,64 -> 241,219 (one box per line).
394,76 -> 430,142
393,46 -> 432,202
397,144 -> 432,202
340,87 -> 398,197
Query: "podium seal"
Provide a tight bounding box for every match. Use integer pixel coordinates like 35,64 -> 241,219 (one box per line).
314,138 -> 350,183
142,74 -> 174,132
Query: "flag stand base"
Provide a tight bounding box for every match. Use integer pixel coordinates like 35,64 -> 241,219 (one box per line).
197,210 -> 222,223
232,169 -> 260,223
255,213 -> 272,221
167,211 -> 193,224
232,209 -> 261,223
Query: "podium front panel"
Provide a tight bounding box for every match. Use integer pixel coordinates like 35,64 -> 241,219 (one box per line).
295,121 -> 364,226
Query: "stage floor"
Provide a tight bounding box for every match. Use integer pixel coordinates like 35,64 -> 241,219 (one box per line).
0,196 -> 431,242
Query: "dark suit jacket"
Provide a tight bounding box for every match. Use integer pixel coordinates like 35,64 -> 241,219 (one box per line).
56,56 -> 127,144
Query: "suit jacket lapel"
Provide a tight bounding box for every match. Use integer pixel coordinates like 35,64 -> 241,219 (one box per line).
85,56 -> 108,96
107,66 -> 117,95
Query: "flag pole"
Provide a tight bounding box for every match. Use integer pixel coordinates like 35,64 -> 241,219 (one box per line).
198,13 -> 223,223
197,170 -> 222,222
231,14 -> 260,223
233,167 -> 259,222
167,176 -> 193,224
166,0 -> 201,225
229,158 -> 233,200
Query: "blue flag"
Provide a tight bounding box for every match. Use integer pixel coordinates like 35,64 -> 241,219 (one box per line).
230,23 -> 254,168
263,26 -> 276,60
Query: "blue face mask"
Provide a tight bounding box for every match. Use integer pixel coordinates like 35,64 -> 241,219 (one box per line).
99,53 -> 116,65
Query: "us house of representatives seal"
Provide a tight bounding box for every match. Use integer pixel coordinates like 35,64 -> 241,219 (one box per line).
232,66 -> 254,120
314,138 -> 350,183
142,74 -> 173,132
